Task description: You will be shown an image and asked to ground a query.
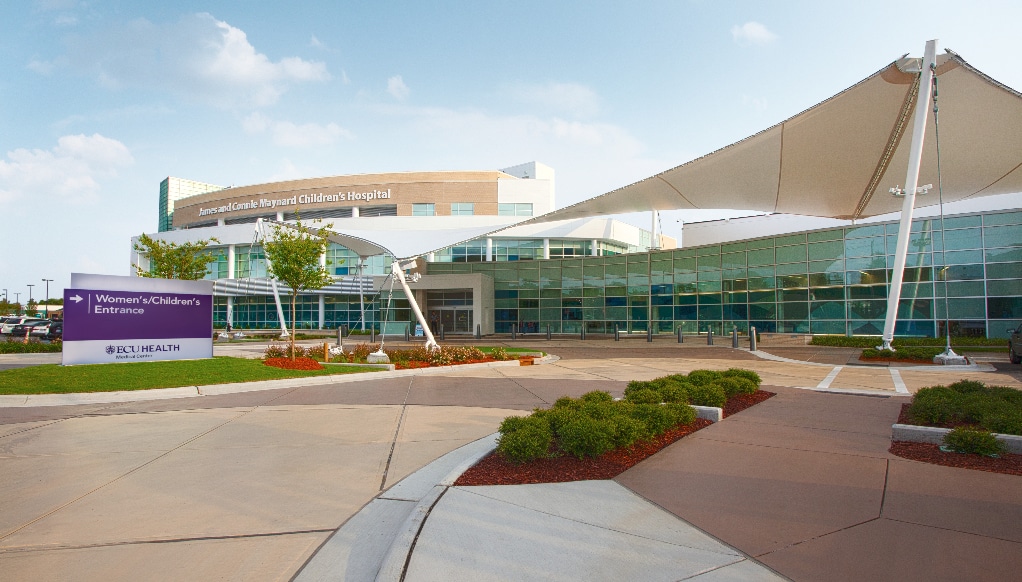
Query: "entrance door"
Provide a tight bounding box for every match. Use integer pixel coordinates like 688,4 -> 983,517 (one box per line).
428,308 -> 473,334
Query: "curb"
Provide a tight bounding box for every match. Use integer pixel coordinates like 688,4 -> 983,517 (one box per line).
891,423 -> 1022,454
0,358 -> 546,408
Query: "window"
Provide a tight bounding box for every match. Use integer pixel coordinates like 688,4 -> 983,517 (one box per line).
498,203 -> 533,216
451,203 -> 474,216
412,203 -> 435,216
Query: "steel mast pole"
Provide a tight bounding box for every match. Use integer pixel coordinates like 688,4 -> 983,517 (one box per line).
255,219 -> 290,338
880,39 -> 937,352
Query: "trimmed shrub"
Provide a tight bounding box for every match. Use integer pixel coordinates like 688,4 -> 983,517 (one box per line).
948,379 -> 986,394
686,370 -> 723,386
490,347 -> 512,361
685,382 -> 727,408
982,409 -> 1022,436
497,416 -> 553,464
624,380 -> 657,399
722,368 -> 762,387
629,404 -> 676,436
626,388 -> 662,405
558,416 -> 617,459
658,382 -> 690,404
665,402 -> 697,426
580,390 -> 614,405
943,426 -> 1005,457
609,413 -> 650,447
713,377 -> 758,397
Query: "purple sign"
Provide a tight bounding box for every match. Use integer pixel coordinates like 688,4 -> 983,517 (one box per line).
63,289 -> 212,341
61,275 -> 214,366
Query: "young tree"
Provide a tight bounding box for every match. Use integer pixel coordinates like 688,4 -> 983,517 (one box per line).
133,233 -> 221,280
261,215 -> 336,359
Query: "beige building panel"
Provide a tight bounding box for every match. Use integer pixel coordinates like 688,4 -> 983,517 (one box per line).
172,173 -> 507,227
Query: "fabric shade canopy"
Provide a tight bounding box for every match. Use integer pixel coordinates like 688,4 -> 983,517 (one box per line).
528,50 -> 1022,224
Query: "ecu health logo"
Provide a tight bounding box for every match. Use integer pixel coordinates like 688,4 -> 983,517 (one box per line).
105,345 -> 115,354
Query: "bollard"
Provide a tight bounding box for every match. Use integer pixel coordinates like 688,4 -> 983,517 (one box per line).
511,323 -> 517,341
647,326 -> 653,343
440,324 -> 445,341
475,323 -> 481,340
707,328 -> 714,345
337,326 -> 343,346
677,326 -> 684,344
546,324 -> 551,341
750,326 -> 758,351
614,323 -> 620,341
405,324 -> 410,342
324,342 -> 330,362
732,325 -> 739,348
580,325 -> 585,340
371,327 -> 375,342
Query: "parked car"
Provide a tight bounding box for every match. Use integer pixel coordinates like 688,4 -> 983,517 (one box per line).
30,321 -> 55,337
45,321 -> 63,341
10,320 -> 49,337
1010,324 -> 1022,365
1,317 -> 45,335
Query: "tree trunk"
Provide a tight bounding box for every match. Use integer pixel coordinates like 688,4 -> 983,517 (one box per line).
290,293 -> 297,360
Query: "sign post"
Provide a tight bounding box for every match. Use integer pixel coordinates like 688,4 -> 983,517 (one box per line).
62,273 -> 213,366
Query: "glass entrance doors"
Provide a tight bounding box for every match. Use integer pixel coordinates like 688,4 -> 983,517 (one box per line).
428,308 -> 473,333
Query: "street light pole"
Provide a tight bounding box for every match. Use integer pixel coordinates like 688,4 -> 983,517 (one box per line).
13,292 -> 21,314
42,279 -> 53,317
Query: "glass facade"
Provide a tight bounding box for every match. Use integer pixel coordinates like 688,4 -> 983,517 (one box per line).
427,209 -> 1022,338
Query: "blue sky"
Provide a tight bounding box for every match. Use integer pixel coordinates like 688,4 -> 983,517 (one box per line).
2,0 -> 1021,300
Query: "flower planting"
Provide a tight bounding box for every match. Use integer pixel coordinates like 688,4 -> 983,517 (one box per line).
262,342 -> 530,369
263,357 -> 323,370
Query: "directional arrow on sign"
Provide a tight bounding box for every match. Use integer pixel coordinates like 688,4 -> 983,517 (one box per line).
71,295 -> 83,303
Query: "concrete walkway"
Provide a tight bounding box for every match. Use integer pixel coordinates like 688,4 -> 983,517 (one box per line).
1,343 -> 1020,580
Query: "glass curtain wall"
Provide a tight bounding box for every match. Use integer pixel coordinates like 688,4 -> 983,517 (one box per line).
427,209 -> 1022,338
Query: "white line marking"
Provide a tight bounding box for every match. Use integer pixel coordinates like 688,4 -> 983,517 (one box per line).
890,368 -> 910,394
816,366 -> 843,389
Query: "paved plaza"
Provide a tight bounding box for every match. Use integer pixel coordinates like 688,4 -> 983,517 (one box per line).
0,341 -> 1020,580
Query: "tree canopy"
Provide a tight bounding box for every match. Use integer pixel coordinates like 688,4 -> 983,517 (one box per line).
133,233 -> 221,280
261,215 -> 337,358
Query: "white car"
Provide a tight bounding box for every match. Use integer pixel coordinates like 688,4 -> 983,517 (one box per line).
1,317 -> 45,335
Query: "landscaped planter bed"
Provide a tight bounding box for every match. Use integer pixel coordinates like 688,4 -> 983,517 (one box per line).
457,389 -> 775,486
890,381 -> 1022,476
889,441 -> 1022,476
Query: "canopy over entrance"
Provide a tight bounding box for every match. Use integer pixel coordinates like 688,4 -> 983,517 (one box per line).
529,50 -> 1022,223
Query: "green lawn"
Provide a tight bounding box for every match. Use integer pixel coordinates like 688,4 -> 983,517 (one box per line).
0,357 -> 374,395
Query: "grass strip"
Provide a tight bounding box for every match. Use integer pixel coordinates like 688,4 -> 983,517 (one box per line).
0,356 -> 373,395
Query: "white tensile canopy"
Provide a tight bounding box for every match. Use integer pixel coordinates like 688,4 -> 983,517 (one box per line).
527,49 -> 1022,224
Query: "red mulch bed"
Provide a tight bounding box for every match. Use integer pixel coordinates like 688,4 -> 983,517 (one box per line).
455,390 -> 776,486
893,403 -> 1022,476
890,441 -> 1022,476
264,357 -> 324,370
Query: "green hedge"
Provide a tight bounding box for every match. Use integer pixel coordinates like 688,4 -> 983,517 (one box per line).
860,347 -> 945,362
496,368 -> 763,464
0,338 -> 62,354
811,335 -> 1007,348
908,380 -> 1022,436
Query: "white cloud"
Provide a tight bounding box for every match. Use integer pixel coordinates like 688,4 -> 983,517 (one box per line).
508,82 -> 601,118
731,22 -> 778,46
65,13 -> 329,108
0,134 -> 133,205
27,58 -> 56,75
387,75 -> 410,100
242,113 -> 353,147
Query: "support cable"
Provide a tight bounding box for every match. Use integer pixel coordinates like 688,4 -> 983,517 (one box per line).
931,66 -> 959,360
